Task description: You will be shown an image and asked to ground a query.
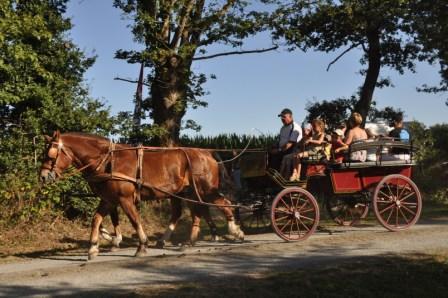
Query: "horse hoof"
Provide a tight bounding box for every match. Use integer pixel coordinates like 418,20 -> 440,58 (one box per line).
110,246 -> 120,252
88,252 -> 98,260
135,250 -> 147,257
111,236 -> 122,248
210,235 -> 220,242
135,246 -> 148,257
155,240 -> 165,249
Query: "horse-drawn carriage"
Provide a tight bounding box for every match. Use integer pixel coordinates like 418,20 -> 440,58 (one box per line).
235,139 -> 422,241
40,132 -> 422,258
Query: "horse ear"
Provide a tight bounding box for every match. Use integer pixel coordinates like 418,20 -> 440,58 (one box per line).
53,130 -> 60,140
44,135 -> 52,143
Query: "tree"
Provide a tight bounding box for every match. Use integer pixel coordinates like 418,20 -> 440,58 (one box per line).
0,0 -> 113,221
114,0 -> 275,146
271,0 -> 426,123
411,0 -> 448,104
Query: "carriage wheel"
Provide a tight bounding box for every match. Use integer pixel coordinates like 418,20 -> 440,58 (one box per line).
271,187 -> 320,241
325,198 -> 369,226
373,174 -> 422,231
238,202 -> 271,234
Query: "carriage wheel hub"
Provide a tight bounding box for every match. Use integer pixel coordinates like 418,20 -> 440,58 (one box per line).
294,211 -> 300,219
396,200 -> 401,207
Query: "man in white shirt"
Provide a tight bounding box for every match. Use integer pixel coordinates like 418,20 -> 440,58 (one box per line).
270,108 -> 302,176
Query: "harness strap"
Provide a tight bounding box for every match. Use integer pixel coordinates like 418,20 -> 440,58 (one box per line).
135,145 -> 144,202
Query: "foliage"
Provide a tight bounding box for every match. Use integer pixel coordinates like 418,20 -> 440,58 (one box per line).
0,0 -> 114,224
408,122 -> 448,200
113,0 -> 274,145
270,0 -> 440,122
411,0 -> 448,104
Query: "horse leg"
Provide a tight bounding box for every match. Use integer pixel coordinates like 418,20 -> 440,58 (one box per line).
98,207 -> 122,245
88,200 -> 112,260
119,197 -> 148,257
199,205 -> 219,241
214,197 -> 244,241
156,198 -> 182,249
109,206 -> 122,251
189,206 -> 202,246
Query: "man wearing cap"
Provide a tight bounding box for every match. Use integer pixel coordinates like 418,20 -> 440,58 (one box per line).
270,108 -> 302,176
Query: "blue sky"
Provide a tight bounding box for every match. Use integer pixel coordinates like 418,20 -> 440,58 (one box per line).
66,1 -> 447,136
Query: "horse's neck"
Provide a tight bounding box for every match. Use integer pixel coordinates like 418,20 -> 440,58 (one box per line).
63,136 -> 110,168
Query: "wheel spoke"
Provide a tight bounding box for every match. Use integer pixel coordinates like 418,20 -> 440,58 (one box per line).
298,218 -> 311,232
299,214 -> 315,222
398,207 -> 410,224
395,207 -> 399,227
379,190 -> 394,201
397,183 -> 409,201
385,183 -> 395,199
401,204 -> 416,216
289,218 -> 294,237
279,220 -> 293,232
275,208 -> 292,215
298,200 -> 310,212
399,191 -> 416,203
295,218 -> 301,237
401,202 -> 417,206
385,207 -> 395,224
379,203 -> 395,215
300,208 -> 315,214
275,214 -> 290,222
279,198 -> 290,210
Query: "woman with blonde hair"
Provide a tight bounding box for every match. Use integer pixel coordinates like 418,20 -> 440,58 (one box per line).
345,112 -> 368,161
290,119 -> 326,181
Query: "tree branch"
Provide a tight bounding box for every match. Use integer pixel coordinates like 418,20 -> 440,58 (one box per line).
171,0 -> 195,49
114,77 -> 151,87
193,46 -> 279,61
326,43 -> 362,71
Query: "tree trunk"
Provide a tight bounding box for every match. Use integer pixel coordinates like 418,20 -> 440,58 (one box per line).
150,55 -> 190,147
355,30 -> 381,126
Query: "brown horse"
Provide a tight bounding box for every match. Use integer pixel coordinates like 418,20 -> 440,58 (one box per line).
40,131 -> 244,259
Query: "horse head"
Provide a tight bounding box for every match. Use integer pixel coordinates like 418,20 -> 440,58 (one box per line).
40,130 -> 74,184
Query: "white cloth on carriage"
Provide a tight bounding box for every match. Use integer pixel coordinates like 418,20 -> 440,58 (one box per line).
349,139 -> 367,162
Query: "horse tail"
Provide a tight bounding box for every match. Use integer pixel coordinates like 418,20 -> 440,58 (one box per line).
212,152 -> 235,198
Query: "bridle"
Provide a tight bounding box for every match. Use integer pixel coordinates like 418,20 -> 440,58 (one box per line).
42,139 -> 100,179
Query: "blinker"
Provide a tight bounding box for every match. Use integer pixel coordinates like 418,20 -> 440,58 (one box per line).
48,147 -> 58,159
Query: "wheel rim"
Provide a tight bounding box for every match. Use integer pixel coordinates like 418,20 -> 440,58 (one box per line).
373,174 -> 422,231
326,198 -> 369,226
271,187 -> 320,241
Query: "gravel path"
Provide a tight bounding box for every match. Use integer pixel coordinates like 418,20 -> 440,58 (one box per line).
1,220 -> 447,297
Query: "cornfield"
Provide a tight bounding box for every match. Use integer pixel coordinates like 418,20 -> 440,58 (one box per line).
179,133 -> 277,149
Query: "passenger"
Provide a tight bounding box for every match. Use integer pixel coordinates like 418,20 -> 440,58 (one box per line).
383,114 -> 411,161
337,121 -> 348,136
331,129 -> 348,163
269,108 -> 302,178
345,112 -> 368,162
290,119 -> 326,181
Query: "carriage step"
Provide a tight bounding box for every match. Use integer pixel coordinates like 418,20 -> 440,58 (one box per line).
266,168 -> 307,188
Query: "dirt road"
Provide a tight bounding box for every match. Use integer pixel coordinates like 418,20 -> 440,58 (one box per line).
1,219 -> 447,297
